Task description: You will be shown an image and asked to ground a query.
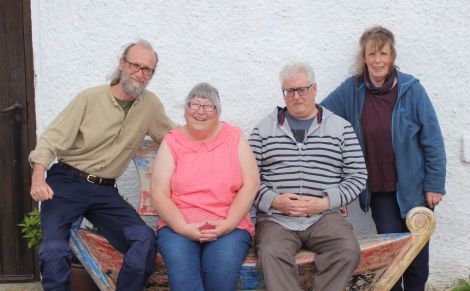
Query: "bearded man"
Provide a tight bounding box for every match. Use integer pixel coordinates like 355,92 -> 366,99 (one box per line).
29,39 -> 174,291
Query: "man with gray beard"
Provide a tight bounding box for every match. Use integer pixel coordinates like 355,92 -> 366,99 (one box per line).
29,39 -> 175,291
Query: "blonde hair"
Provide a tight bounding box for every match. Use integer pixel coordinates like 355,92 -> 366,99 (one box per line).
355,26 -> 397,77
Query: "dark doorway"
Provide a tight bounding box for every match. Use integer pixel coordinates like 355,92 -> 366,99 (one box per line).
0,0 -> 38,282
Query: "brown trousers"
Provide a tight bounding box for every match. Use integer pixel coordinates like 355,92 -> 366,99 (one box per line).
255,213 -> 360,291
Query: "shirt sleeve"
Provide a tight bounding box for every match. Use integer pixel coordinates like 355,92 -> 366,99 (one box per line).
28,94 -> 88,168
147,95 -> 177,146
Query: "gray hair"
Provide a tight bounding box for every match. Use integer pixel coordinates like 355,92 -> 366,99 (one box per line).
185,82 -> 221,114
279,62 -> 316,86
109,39 -> 158,85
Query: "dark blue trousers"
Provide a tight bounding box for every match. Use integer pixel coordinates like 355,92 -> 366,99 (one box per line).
39,163 -> 156,291
370,191 -> 429,291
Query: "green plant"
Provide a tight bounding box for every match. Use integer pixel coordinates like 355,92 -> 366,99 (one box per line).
452,276 -> 470,291
18,208 -> 42,248
18,209 -> 98,287
18,207 -> 100,248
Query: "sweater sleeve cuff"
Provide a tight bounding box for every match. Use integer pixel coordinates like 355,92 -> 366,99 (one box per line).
324,188 -> 342,209
258,189 -> 278,214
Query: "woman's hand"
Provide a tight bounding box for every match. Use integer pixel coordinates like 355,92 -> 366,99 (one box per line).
179,222 -> 219,243
199,219 -> 235,241
179,220 -> 234,243
426,192 -> 443,209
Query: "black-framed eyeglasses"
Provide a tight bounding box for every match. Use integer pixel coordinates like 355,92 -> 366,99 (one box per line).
282,84 -> 314,98
187,102 -> 217,112
123,58 -> 155,76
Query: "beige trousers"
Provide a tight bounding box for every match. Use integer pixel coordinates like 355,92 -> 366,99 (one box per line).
255,213 -> 360,291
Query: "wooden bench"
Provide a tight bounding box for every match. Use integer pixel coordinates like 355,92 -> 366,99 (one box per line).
70,139 -> 436,291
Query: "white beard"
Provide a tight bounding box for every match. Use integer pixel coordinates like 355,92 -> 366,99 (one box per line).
121,74 -> 146,98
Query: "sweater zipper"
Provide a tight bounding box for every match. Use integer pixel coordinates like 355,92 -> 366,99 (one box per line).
297,141 -> 304,229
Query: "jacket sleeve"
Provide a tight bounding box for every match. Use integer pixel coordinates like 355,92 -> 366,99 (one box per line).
147,95 -> 177,145
248,127 -> 279,214
320,79 -> 350,119
324,124 -> 368,209
414,83 -> 447,194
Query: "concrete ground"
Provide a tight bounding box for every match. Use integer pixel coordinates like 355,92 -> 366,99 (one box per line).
0,282 -> 42,291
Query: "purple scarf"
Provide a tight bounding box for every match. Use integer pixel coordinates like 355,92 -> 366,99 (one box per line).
364,72 -> 395,95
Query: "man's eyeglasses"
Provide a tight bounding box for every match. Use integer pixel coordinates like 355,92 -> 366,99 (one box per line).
123,58 -> 155,76
282,84 -> 314,98
187,102 -> 217,112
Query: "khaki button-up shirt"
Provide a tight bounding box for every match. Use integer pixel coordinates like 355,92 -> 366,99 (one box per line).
29,85 -> 175,178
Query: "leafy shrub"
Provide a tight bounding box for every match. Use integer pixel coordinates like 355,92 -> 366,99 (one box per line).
452,276 -> 470,291
18,208 -> 42,248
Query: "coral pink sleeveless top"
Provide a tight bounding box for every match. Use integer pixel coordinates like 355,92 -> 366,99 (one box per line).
157,123 -> 254,236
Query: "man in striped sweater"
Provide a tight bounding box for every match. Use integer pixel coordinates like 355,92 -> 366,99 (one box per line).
249,62 -> 368,291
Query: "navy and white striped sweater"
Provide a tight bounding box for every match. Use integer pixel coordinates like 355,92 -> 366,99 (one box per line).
249,106 -> 367,231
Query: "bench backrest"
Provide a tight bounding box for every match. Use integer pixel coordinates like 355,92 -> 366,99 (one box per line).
133,138 -> 159,216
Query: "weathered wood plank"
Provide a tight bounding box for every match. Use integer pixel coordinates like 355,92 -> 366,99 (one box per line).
70,217 -> 431,291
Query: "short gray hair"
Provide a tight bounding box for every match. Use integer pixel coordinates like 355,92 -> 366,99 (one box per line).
185,82 -> 221,114
279,62 -> 316,86
109,39 -> 158,85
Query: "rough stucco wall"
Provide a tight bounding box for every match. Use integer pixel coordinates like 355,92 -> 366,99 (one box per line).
30,1 -> 470,288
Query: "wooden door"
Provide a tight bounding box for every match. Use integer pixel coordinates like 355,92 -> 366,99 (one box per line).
0,0 -> 38,282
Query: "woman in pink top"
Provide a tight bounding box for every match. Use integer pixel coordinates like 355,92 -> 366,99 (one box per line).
150,82 -> 259,291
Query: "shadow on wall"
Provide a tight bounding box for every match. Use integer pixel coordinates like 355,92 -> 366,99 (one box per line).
347,200 -> 376,234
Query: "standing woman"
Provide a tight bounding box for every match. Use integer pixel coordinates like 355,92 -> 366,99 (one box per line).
150,82 -> 259,291
321,26 -> 446,291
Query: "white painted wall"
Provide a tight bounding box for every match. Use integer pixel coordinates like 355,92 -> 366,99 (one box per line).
30,1 -> 470,288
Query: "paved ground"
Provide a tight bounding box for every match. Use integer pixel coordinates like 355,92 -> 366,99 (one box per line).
0,282 -> 42,291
